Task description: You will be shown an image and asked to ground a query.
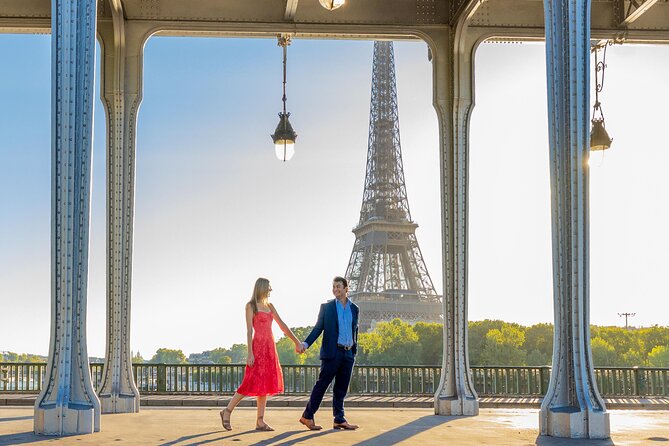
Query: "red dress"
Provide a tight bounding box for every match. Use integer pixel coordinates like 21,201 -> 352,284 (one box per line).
236,311 -> 284,396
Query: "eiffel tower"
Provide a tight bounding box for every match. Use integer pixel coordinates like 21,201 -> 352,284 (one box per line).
345,41 -> 442,332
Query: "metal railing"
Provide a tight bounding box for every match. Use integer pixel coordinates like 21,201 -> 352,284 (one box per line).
1,363 -> 668,397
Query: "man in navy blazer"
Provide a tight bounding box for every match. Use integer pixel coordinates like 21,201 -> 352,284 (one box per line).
299,276 -> 360,430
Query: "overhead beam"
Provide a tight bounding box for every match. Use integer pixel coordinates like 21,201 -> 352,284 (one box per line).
285,0 -> 299,21
619,0 -> 659,27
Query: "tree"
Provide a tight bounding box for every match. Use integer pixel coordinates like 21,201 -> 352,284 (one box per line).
275,337 -> 302,365
640,326 -> 669,358
648,345 -> 669,367
228,344 -> 248,363
209,348 -> 232,364
523,323 -> 553,365
526,349 -> 550,366
413,322 -> 443,365
132,351 -> 145,363
2,352 -> 19,362
273,326 -> 322,365
481,325 -> 526,366
590,337 -> 616,366
620,348 -> 645,367
356,331 -> 383,365
468,320 -> 507,366
364,319 -> 421,365
302,336 -> 323,365
1,352 -> 44,363
150,348 -> 187,364
591,326 -> 638,362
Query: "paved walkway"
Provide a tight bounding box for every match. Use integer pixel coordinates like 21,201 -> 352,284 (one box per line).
2,394 -> 669,409
1,407 -> 668,445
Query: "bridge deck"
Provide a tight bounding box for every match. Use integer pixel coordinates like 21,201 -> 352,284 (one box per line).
1,406 -> 668,445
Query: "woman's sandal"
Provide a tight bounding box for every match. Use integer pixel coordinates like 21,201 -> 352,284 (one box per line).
255,417 -> 274,431
220,408 -> 232,431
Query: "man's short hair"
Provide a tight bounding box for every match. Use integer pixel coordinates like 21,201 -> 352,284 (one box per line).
333,276 -> 348,288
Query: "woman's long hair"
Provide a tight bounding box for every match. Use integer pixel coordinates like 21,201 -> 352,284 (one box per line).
248,277 -> 270,314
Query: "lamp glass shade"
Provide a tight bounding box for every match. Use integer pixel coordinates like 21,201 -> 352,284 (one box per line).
274,141 -> 295,162
590,119 -> 612,151
271,112 -> 297,161
319,0 -> 345,10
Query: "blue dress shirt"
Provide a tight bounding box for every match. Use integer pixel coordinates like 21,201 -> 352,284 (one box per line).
336,299 -> 354,347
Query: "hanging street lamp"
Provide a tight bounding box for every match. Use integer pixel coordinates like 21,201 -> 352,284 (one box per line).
590,41 -> 613,151
319,0 -> 345,10
271,34 -> 297,162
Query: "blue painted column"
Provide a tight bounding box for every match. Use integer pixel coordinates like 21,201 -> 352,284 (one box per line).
34,0 -> 101,435
540,0 -> 610,439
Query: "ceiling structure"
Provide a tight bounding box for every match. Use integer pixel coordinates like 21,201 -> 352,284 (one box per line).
1,0 -> 668,43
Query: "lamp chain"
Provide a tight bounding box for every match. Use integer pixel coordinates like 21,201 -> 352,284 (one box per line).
591,35 -> 623,122
278,35 -> 291,115
592,41 -> 608,122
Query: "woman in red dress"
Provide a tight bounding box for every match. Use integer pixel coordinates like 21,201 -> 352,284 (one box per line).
220,277 -> 303,431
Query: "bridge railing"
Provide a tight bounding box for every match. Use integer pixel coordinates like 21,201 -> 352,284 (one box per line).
1,363 -> 668,397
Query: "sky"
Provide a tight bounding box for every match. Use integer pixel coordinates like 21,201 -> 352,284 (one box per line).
0,35 -> 668,358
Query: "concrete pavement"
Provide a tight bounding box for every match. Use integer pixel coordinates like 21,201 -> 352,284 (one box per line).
1,407 -> 668,445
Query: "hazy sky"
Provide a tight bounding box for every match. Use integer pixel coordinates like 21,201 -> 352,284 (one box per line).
1,35 -> 668,358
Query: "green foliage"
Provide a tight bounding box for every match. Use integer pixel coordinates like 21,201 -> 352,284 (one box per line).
648,346 -> 669,367
132,351 -> 145,363
468,320 -> 506,366
413,322 -> 443,365
620,348 -> 645,367
357,319 -> 421,365
209,348 -> 232,364
274,326 -> 322,365
481,325 -> 526,366
356,331 -> 382,365
276,336 -> 302,365
76,322 -> 666,368
0,352 -> 45,363
591,337 -> 617,366
228,344 -> 248,363
149,348 -> 187,364
526,349 -> 551,366
523,323 -> 553,365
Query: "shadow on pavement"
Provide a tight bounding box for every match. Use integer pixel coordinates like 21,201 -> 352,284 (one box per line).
353,414 -> 453,446
159,430 -> 237,445
252,429 -> 337,446
0,432 -> 58,445
0,416 -> 33,423
167,428 -> 336,446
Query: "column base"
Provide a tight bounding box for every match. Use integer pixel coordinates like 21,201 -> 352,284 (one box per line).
100,394 -> 140,414
540,406 -> 610,439
434,396 -> 479,416
35,405 -> 99,435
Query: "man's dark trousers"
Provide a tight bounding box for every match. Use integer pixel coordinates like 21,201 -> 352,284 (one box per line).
303,347 -> 354,423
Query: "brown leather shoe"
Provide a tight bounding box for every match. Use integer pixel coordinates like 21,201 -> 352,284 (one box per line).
299,416 -> 323,430
333,421 -> 359,430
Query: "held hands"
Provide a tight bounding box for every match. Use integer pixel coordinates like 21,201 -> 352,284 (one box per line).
247,352 -> 255,367
294,342 -> 306,354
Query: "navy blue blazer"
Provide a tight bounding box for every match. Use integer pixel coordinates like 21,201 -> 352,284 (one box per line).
304,299 -> 359,360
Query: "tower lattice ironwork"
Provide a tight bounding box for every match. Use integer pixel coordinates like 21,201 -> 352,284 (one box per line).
345,41 -> 442,332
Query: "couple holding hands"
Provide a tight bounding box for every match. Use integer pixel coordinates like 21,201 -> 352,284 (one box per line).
219,276 -> 360,432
